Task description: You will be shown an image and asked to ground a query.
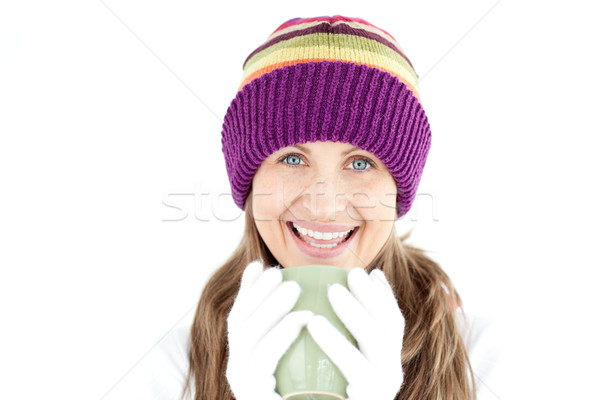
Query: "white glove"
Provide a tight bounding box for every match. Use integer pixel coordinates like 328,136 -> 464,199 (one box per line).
226,260 -> 313,400
306,268 -> 405,400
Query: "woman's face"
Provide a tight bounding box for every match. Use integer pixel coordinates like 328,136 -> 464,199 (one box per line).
251,140 -> 397,270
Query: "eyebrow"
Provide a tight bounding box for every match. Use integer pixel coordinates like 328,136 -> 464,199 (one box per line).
292,144 -> 361,156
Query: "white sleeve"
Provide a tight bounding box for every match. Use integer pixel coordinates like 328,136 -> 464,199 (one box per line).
456,309 -> 505,400
142,325 -> 195,400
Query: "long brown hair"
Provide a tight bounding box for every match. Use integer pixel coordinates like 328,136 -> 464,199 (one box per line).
182,189 -> 476,399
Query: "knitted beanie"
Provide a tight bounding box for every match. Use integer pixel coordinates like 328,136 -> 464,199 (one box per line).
221,15 -> 431,219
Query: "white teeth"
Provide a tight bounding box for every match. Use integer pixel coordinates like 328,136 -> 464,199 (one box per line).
307,241 -> 338,249
292,222 -> 353,242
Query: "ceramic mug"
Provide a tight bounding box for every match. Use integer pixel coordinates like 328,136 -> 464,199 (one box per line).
275,265 -> 358,400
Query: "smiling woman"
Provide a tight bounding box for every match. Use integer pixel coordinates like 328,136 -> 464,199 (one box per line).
142,14 -> 502,400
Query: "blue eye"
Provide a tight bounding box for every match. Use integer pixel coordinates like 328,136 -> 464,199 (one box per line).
351,158 -> 371,171
281,154 -> 305,166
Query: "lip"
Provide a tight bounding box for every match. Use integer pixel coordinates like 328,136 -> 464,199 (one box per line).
286,221 -> 359,258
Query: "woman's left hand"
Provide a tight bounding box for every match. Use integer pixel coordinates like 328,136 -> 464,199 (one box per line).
306,268 -> 405,400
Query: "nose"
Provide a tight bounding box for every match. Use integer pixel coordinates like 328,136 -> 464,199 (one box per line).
300,174 -> 347,221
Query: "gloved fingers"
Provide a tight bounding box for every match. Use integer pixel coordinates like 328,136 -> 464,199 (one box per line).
236,260 -> 265,298
369,269 -> 405,333
367,270 -> 404,373
369,268 -> 393,291
255,310 -> 314,375
265,385 -> 284,400
340,269 -> 405,367
348,268 -> 403,332
347,268 -> 392,320
307,314 -> 369,385
244,280 -> 302,348
229,265 -> 283,327
228,260 -> 267,323
327,283 -> 379,359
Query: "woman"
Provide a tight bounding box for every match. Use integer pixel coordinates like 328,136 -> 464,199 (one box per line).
145,15 -> 500,400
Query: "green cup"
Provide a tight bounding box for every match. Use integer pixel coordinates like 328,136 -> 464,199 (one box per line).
275,265 -> 357,400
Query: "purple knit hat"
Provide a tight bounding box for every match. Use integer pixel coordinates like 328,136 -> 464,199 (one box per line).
221,15 -> 431,219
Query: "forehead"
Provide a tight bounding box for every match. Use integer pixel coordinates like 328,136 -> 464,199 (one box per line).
276,141 -> 361,154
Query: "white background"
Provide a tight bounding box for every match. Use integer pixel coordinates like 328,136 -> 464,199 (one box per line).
1,1 -> 598,399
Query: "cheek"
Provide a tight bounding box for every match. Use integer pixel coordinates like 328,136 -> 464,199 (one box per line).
349,180 -> 397,220
252,172 -> 297,218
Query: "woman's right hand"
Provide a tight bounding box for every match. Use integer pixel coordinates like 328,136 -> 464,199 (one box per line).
225,260 -> 313,400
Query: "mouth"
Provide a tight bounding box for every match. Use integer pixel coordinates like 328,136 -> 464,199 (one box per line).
286,221 -> 359,258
